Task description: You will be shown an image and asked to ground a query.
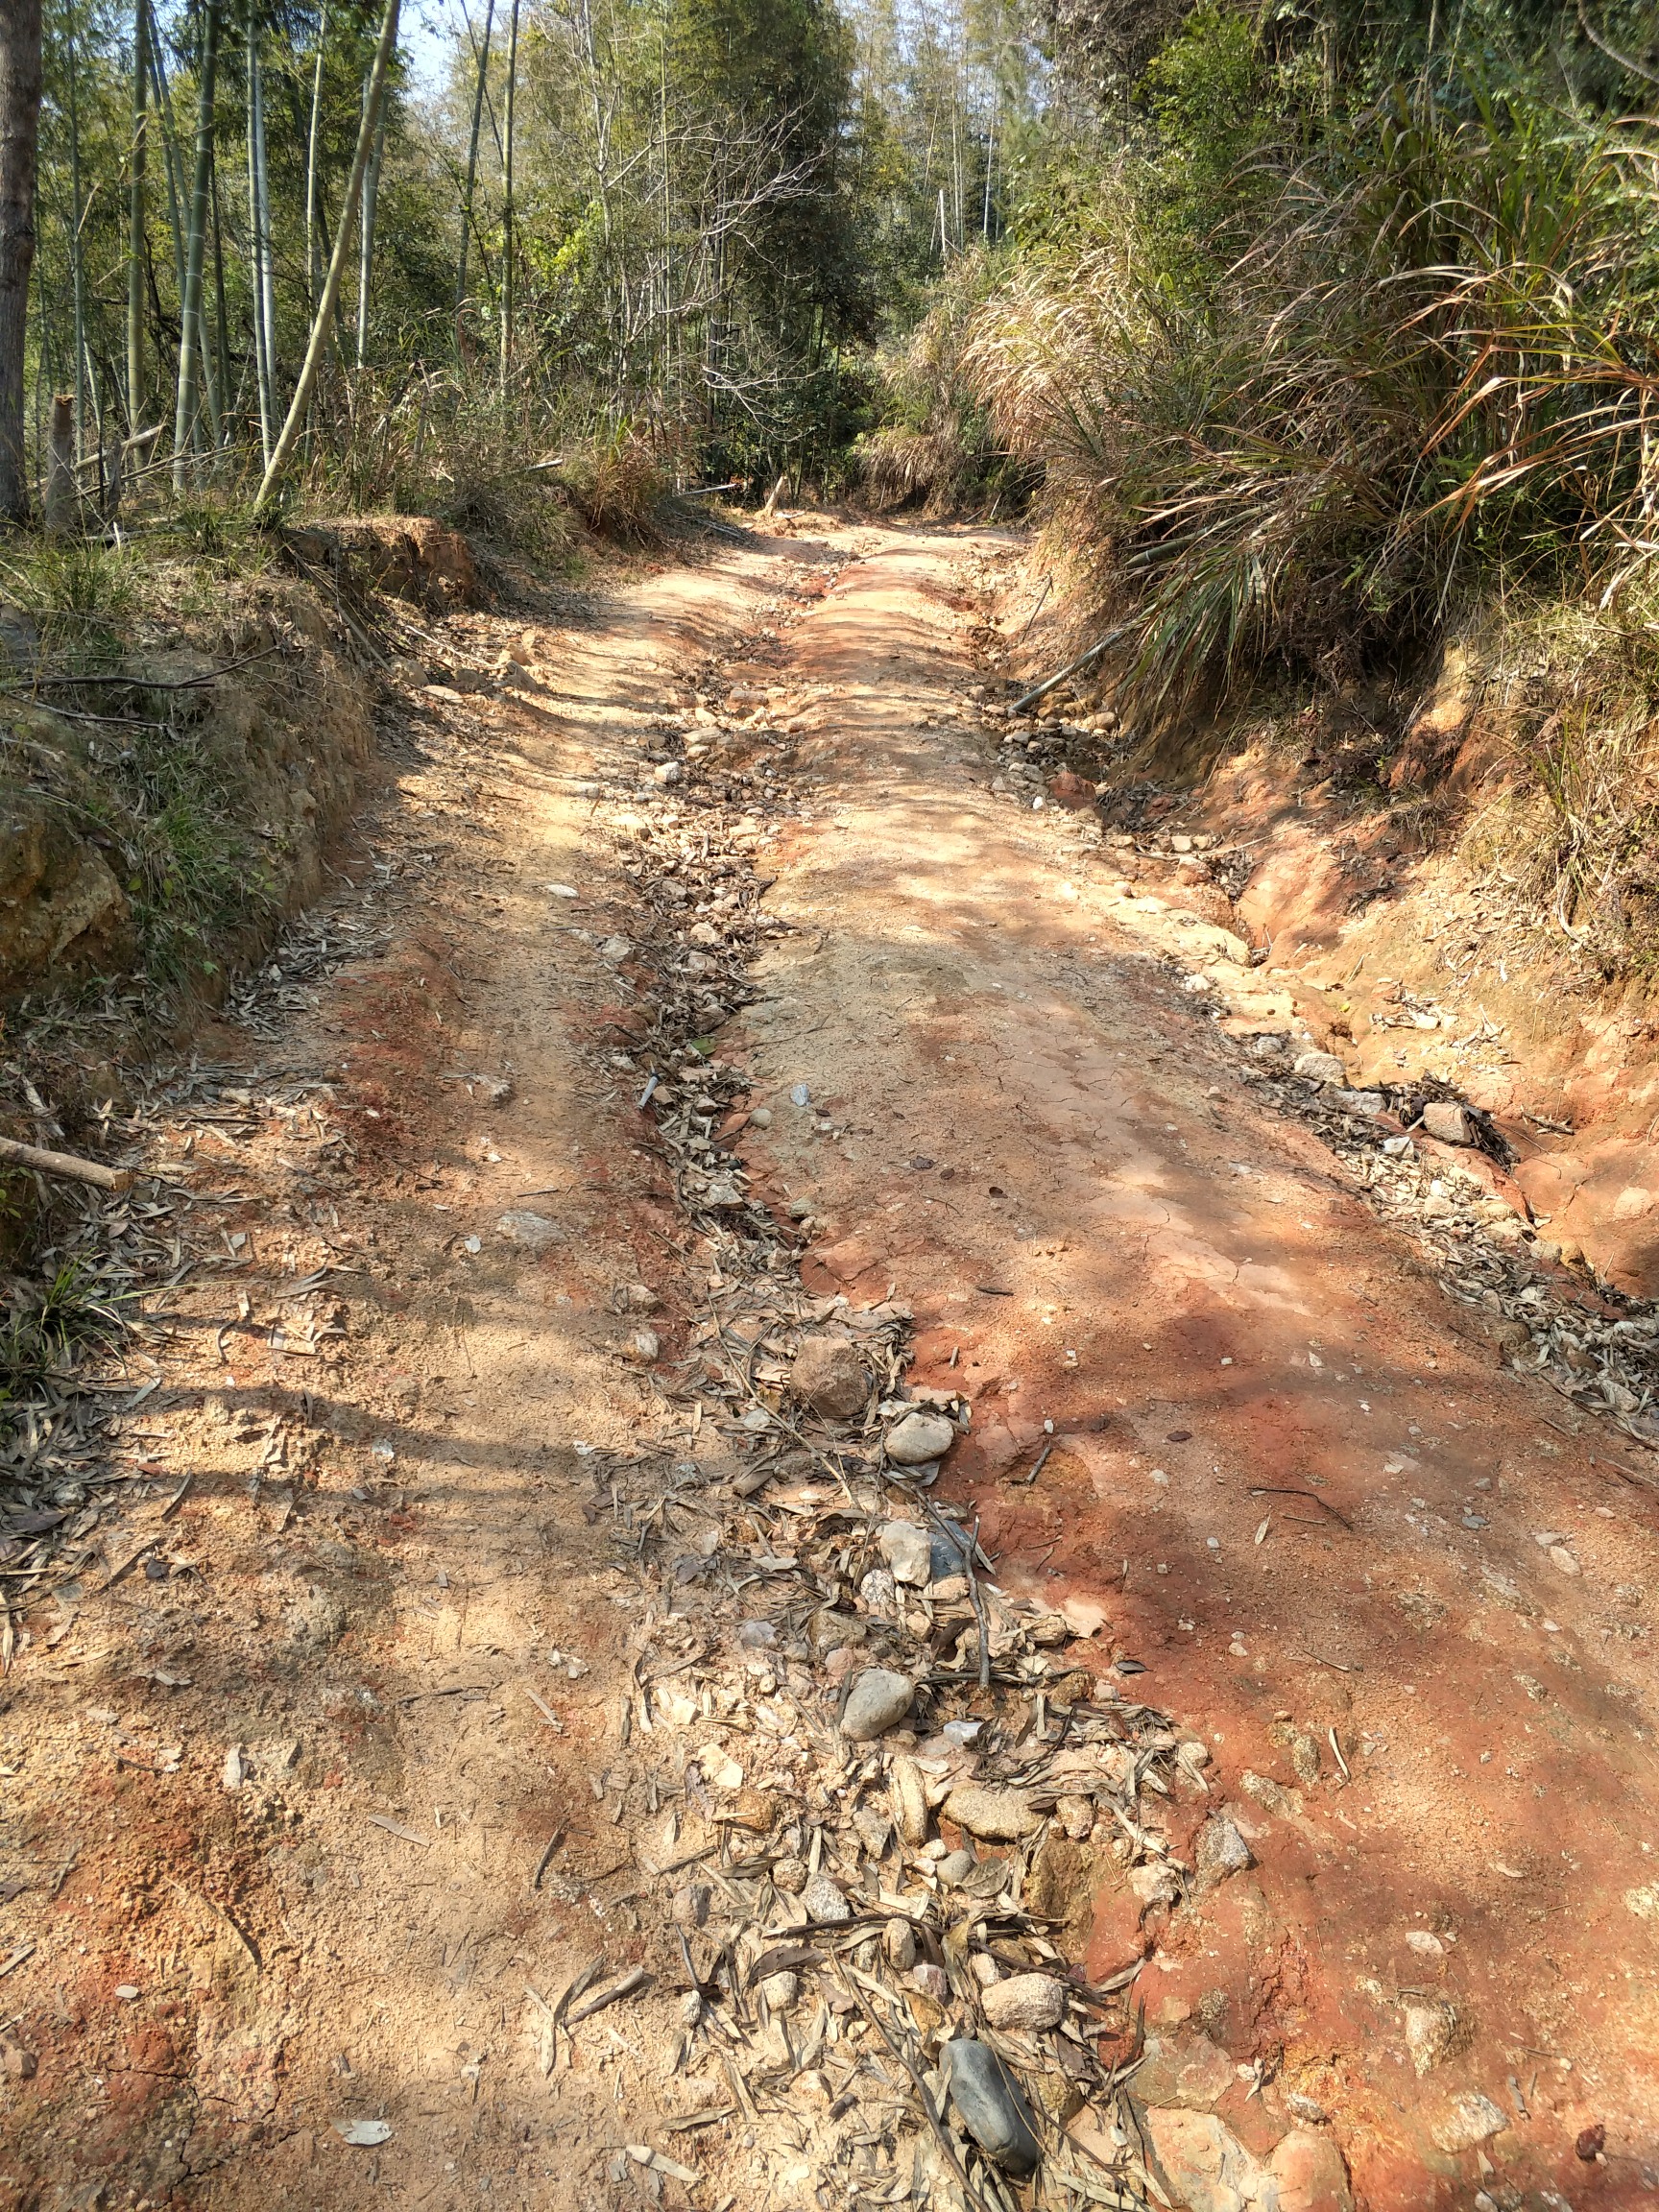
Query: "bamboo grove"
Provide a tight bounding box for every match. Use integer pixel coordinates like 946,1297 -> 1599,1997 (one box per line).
0,0 -> 1039,524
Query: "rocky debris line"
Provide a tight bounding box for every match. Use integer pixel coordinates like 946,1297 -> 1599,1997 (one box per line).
1237,1042 -> 1659,1450
588,1334 -> 1214,2212
557,631 -> 1273,2212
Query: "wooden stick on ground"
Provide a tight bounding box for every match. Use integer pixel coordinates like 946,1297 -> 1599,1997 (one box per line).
0,1136 -> 132,1192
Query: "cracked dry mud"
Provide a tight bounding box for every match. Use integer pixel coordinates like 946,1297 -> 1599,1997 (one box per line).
1,519 -> 1656,2212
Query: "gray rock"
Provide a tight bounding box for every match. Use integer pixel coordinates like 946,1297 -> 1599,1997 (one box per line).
941,2039 -> 1043,2177
790,1333 -> 867,1419
885,1410 -> 955,1465
1421,1100 -> 1472,1144
802,1873 -> 852,1924
653,760 -> 683,785
909,1961 -> 950,2000
882,1919 -> 918,1972
1293,1049 -> 1347,1086
857,1566 -> 898,1617
936,1848 -> 976,1887
943,1783 -> 1043,1840
878,1520 -> 933,1586
840,1668 -> 914,1741
1248,1033 -> 1289,1059
1194,1815 -> 1254,1884
757,1971 -> 800,2011
981,1974 -> 1065,2032
1334,1089 -> 1385,1116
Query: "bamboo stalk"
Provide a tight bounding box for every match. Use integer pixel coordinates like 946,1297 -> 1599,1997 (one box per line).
0,1137 -> 133,1193
127,0 -> 148,428
253,0 -> 399,515
171,0 -> 222,488
454,0 -> 493,331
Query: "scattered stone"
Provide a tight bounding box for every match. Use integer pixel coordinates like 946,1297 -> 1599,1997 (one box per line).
841,1669 -> 914,1741
858,1566 -> 898,1616
622,1327 -> 661,1363
1404,1997 -> 1469,2076
653,761 -> 683,785
772,1857 -> 807,1894
883,1919 -> 918,1971
936,1848 -> 975,1887
671,1884 -> 710,1928
1194,1815 -> 1254,1884
941,2039 -> 1044,2178
888,1756 -> 929,1846
790,1333 -> 867,1418
1429,2092 -> 1508,2153
495,1210 -> 562,1251
1421,1101 -> 1472,1144
1249,1033 -> 1289,1059
878,1520 -> 933,1586
1057,1793 -> 1094,1841
885,1410 -> 956,1465
1334,1090 -> 1385,1117
1293,1050 -> 1347,1086
802,1873 -> 853,1924
1269,2128 -> 1355,2211
981,1974 -> 1065,2032
757,1971 -> 799,2011
909,1961 -> 950,2001
1132,2033 -> 1236,2112
1143,2109 -> 1267,2212
943,1784 -> 1043,1841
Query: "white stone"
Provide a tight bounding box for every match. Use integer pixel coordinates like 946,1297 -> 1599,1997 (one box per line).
885,1410 -> 955,1464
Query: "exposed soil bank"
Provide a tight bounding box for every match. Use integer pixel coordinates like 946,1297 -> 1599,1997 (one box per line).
1002,615 -> 1659,1306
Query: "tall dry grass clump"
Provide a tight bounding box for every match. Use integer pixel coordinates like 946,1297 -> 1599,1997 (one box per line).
857,252 -> 1038,517
964,81 -> 1659,723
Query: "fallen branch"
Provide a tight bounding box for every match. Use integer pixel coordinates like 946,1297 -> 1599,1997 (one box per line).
0,1137 -> 132,1192
1011,628 -> 1126,718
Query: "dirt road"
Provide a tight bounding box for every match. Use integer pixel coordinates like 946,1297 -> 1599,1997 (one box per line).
2,519 -> 1655,2212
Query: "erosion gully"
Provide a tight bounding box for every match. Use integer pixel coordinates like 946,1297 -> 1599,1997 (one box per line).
0,517 -> 1653,2212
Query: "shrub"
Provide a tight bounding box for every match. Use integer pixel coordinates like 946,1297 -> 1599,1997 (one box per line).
964,60 -> 1659,725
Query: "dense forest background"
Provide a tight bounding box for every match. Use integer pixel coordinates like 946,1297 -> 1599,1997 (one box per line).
8,0 -> 1659,734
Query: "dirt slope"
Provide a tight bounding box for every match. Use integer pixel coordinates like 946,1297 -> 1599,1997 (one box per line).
0,519 -> 1653,2212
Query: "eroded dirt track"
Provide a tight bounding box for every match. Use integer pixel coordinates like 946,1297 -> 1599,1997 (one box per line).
1,521 -> 1655,2212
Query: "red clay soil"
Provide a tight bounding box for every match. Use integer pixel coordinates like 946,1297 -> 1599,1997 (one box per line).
733,528 -> 1659,2208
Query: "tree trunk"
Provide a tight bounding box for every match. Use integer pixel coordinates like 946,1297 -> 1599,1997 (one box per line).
172,0 -> 221,488
498,0 -> 519,394
454,0 -> 493,334
254,0 -> 398,515
0,0 -> 41,523
247,19 -> 272,462
354,71 -> 387,367
303,0 -> 327,314
64,0 -> 86,460
127,0 -> 148,428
